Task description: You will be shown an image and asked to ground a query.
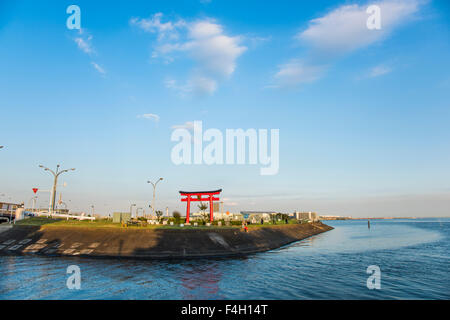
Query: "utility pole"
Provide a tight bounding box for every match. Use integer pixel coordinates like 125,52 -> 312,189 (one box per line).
39,164 -> 75,215
147,178 -> 163,217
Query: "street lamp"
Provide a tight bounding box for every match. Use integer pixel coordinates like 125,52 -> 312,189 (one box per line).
39,164 -> 75,215
130,203 -> 136,219
136,207 -> 144,218
147,178 -> 163,217
28,196 -> 38,212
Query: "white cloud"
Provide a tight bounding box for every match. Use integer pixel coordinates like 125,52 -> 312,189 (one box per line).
74,37 -> 93,54
298,0 -> 420,55
273,0 -> 422,88
247,35 -> 272,48
273,60 -> 327,87
186,23 -> 246,77
171,121 -> 195,130
73,29 -> 95,55
91,62 -> 106,75
130,13 -> 186,40
165,76 -> 217,97
137,113 -> 160,122
72,29 -> 109,77
368,64 -> 392,77
131,13 -> 246,96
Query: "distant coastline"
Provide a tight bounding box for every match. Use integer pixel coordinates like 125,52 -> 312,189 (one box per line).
320,216 -> 428,220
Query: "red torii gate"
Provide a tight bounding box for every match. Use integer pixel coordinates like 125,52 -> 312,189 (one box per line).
179,189 -> 222,224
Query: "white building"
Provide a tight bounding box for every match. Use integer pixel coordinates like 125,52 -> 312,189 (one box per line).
240,211 -> 276,223
294,211 -> 319,222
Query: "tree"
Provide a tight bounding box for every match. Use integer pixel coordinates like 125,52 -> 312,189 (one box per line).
173,211 -> 181,224
271,214 -> 276,225
198,202 -> 208,223
155,210 -> 163,222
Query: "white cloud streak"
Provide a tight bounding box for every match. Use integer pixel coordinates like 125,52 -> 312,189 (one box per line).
72,29 -> 108,78
165,76 -> 217,97
91,62 -> 106,75
171,121 -> 195,130
137,113 -> 160,122
368,64 -> 392,77
273,60 -> 327,87
73,29 -> 95,55
74,37 -> 93,54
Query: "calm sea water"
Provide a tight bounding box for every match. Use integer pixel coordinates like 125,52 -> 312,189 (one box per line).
0,219 -> 448,299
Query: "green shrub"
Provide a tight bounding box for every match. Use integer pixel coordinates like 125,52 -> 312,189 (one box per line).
173,211 -> 181,224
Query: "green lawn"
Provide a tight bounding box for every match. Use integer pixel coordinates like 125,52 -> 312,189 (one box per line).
15,217 -> 300,230
14,217 -> 237,229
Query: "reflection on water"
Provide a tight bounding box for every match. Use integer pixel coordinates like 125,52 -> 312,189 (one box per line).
180,262 -> 222,299
0,219 -> 448,299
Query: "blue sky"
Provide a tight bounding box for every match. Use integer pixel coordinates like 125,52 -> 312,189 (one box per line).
1,0 -> 449,217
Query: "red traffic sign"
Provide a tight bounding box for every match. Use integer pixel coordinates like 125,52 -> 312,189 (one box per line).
32,188 -> 38,194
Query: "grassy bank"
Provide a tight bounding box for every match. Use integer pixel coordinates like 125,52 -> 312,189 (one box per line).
1,221 -> 333,259
14,217 -> 302,230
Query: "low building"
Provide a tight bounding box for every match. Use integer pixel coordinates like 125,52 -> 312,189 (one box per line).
113,212 -> 131,223
216,212 -> 243,221
240,211 -> 276,223
294,211 -> 319,222
189,211 -> 243,221
0,202 -> 22,214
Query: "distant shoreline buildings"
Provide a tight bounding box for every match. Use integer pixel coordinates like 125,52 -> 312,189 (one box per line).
319,215 -> 352,220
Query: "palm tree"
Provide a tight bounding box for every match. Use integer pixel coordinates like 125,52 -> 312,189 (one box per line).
155,210 -> 163,222
198,202 -> 208,223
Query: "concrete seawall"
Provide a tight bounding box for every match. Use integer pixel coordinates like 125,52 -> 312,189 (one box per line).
0,222 -> 333,259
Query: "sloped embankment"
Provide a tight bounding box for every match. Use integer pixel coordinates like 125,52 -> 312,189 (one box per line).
0,222 -> 333,259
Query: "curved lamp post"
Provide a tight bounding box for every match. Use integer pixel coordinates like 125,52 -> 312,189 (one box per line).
39,164 -> 75,215
28,196 -> 38,212
147,178 -> 163,217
